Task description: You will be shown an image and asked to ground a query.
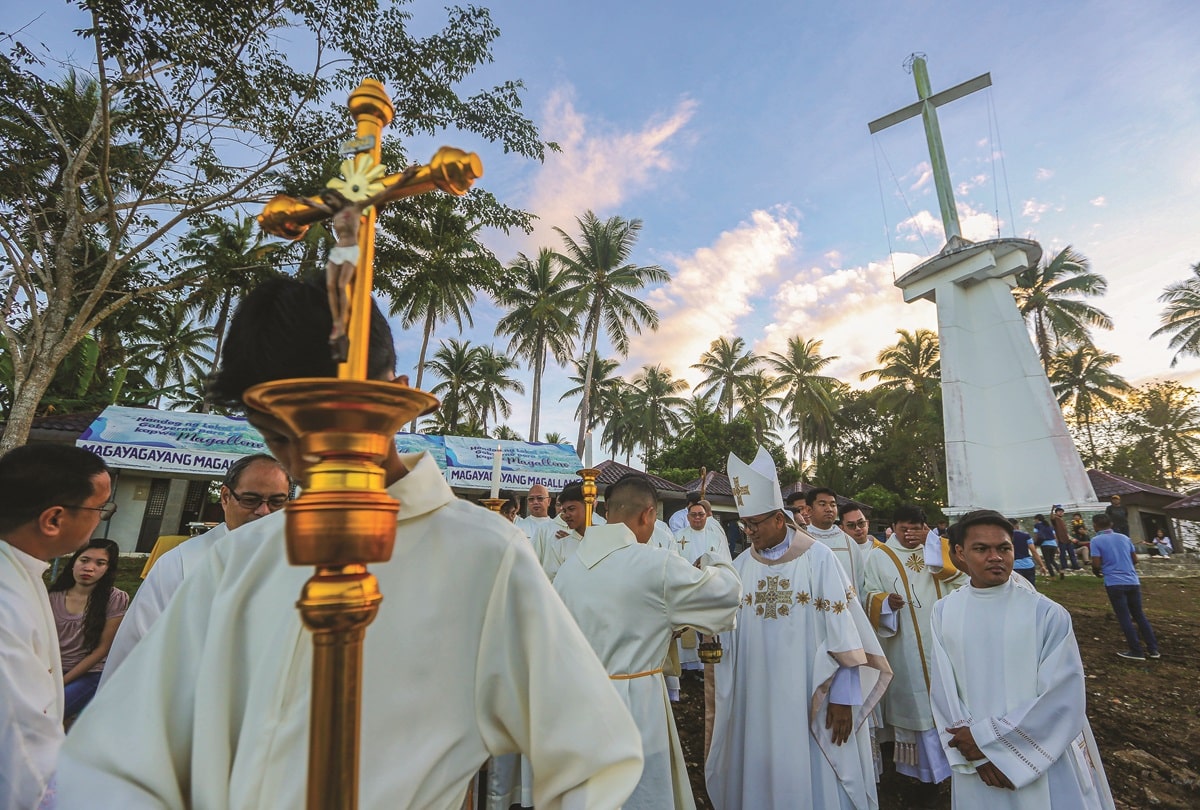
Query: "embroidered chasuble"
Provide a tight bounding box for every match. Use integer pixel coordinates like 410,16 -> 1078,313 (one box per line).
862,536 -> 966,782
58,452 -> 643,809
555,523 -> 741,809
706,528 -> 891,810
930,580 -> 1115,810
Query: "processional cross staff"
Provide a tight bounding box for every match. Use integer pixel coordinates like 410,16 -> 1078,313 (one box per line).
249,79 -> 482,810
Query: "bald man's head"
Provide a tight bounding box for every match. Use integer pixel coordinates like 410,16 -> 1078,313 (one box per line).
527,484 -> 550,517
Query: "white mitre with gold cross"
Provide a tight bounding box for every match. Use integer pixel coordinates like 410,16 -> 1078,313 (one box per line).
726,445 -> 784,518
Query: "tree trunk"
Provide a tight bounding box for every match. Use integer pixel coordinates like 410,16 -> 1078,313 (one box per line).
410,311 -> 436,432
576,306 -> 601,457
529,342 -> 544,441
201,290 -> 234,414
0,361 -> 59,452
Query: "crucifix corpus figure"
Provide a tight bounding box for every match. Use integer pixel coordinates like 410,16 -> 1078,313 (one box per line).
322,192 -> 362,361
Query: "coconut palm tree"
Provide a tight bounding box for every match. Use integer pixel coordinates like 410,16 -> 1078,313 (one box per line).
1151,262 -> 1200,367
860,328 -> 941,421
692,336 -> 761,422
492,425 -> 522,441
766,336 -> 840,467
677,392 -> 717,440
473,346 -> 525,437
1126,381 -> 1200,490
425,338 -> 482,434
544,431 -> 567,445
560,353 -> 624,430
598,379 -> 639,464
1012,246 -> 1113,370
495,248 -> 579,439
736,370 -> 786,447
127,301 -> 215,408
1048,344 -> 1130,463
178,214 -> 282,387
624,364 -> 688,463
556,211 -> 668,453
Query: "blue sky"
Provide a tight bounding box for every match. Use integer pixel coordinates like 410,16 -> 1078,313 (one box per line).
9,1 -> 1200,452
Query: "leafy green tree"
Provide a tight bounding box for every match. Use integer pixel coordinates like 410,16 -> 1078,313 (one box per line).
495,248 -> 579,440
653,413 -> 776,478
1124,381 -> 1200,490
1047,344 -> 1130,464
676,392 -> 717,441
425,338 -> 481,435
692,336 -> 761,423
860,328 -> 942,422
126,301 -> 215,408
736,370 -> 785,447
624,365 -> 688,464
0,1 -> 550,450
556,211 -> 667,453
1151,261 -> 1200,367
766,336 -> 840,469
560,353 -> 623,430
1011,246 -> 1112,370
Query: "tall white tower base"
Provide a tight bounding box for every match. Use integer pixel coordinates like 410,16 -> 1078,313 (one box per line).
896,237 -> 1099,517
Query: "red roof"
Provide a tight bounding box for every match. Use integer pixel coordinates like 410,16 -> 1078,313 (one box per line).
1086,469 -> 1185,500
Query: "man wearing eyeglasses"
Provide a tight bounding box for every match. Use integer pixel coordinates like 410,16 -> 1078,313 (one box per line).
0,444 -> 112,809
838,505 -> 874,547
707,446 -> 890,810
862,504 -> 967,796
102,453 -> 291,681
513,483 -> 553,541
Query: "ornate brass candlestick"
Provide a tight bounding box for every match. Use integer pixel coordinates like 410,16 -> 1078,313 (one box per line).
577,468 -> 600,527
250,79 -> 480,810
480,498 -> 508,512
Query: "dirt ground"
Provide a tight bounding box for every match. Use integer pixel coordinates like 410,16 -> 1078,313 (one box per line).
674,576 -> 1200,809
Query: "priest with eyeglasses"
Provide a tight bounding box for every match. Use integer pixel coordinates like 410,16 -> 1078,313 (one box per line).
705,446 -> 891,810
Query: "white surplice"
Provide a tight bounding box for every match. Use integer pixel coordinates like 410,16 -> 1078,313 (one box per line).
531,517 -> 582,582
0,540 -> 64,809
58,452 -> 643,810
862,536 -> 966,782
513,513 -> 552,541
554,523 -> 741,809
102,522 -> 229,684
706,529 -> 891,810
930,579 -> 1115,810
806,523 -> 870,595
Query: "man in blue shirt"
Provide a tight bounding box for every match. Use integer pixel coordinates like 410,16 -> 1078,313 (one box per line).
1009,519 -> 1048,585
1032,514 -> 1061,579
1090,513 -> 1160,662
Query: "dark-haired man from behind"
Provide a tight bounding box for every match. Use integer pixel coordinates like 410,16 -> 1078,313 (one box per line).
555,474 -> 741,808
59,277 -> 643,808
101,453 -> 291,683
1090,513 -> 1160,663
0,444 -> 111,809
931,510 -> 1115,808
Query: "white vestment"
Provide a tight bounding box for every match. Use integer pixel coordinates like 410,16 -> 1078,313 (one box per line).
862,537 -> 966,782
807,523 -> 869,596
706,529 -> 891,810
58,452 -> 643,810
0,540 -> 64,809
530,518 -> 582,582
673,523 -> 732,566
930,579 -> 1115,810
555,524 -> 741,809
102,522 -> 229,684
513,514 -> 553,541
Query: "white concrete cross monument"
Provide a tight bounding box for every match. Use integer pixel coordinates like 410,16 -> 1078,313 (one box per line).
868,54 -> 1097,516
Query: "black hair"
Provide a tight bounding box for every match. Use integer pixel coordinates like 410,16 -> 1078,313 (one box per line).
207,276 -> 397,410
686,491 -> 702,504
608,474 -> 658,518
223,453 -> 290,489
804,487 -> 837,507
559,482 -> 585,504
48,538 -> 121,653
0,445 -> 109,533
1092,513 -> 1113,529
784,491 -> 806,507
838,502 -> 866,519
1034,514 -> 1046,522
892,503 -> 927,526
948,509 -> 1013,549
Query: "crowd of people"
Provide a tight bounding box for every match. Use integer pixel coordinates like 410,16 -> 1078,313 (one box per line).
0,275 -> 1163,809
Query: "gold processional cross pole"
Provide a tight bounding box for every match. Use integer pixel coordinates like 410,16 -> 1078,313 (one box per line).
250,79 -> 481,810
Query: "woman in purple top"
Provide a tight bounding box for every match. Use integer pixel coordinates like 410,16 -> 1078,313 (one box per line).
47,539 -> 129,718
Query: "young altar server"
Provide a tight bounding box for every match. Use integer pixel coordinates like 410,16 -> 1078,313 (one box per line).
931,509 -> 1115,809
57,278 -> 643,809
862,504 -> 967,788
706,446 -> 891,810
554,473 -> 741,808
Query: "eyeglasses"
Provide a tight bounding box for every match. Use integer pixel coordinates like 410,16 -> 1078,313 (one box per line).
739,513 -> 778,534
842,519 -> 869,529
228,490 -> 290,510
527,496 -> 549,501
67,502 -> 118,520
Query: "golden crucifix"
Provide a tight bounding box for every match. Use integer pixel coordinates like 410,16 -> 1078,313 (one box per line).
247,79 -> 481,810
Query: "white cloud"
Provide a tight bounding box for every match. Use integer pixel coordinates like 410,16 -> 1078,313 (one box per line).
625,208 -> 800,386
520,87 -> 697,250
956,174 -> 988,196
907,161 -> 933,192
757,252 -> 938,385
824,249 -> 843,268
1022,198 -> 1052,223
1090,196 -> 1107,207
1035,168 -> 1055,181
